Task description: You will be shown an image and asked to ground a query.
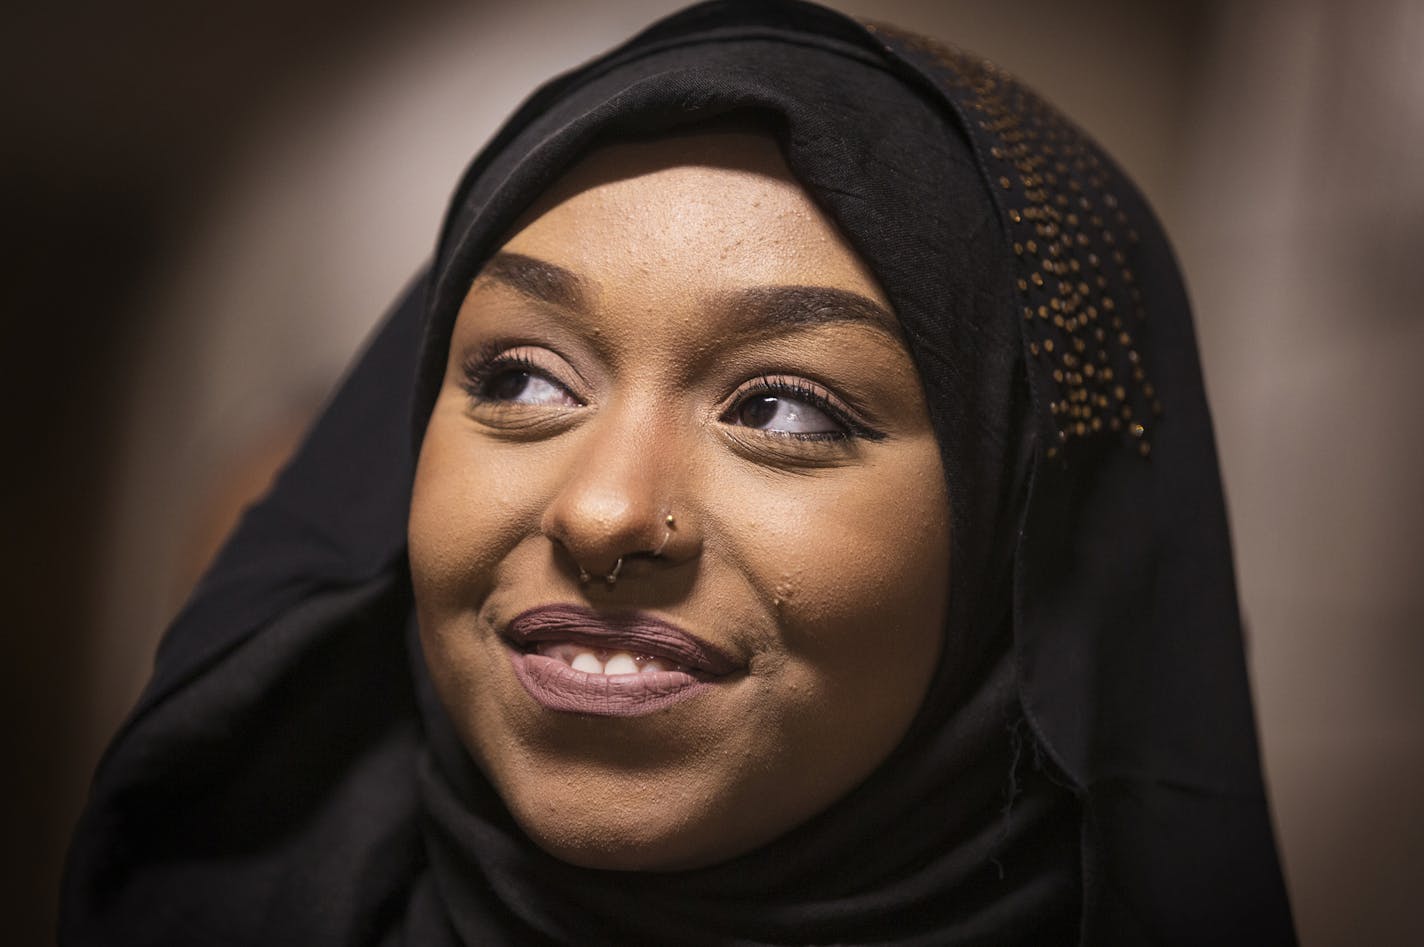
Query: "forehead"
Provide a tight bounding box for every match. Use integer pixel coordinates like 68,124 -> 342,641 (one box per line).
497,130 -> 891,311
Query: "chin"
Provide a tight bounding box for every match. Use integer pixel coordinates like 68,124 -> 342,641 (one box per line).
507,788 -> 733,873
481,746 -> 763,872
528,829 -> 705,873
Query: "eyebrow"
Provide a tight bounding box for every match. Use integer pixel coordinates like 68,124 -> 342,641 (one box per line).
476,251 -> 900,339
719,285 -> 901,340
476,251 -> 588,311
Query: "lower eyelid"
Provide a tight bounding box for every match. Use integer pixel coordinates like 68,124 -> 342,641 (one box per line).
763,428 -> 850,442
717,424 -> 861,470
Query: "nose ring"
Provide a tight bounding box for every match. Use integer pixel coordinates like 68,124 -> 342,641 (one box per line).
578,557 -> 624,586
653,513 -> 676,557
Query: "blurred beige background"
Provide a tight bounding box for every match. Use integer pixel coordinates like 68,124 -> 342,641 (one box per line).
6,0 -> 1421,943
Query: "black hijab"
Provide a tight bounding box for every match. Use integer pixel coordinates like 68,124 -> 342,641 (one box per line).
62,3 -> 1295,944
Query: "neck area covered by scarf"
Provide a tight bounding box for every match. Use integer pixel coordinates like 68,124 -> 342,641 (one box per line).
61,3 -> 1294,945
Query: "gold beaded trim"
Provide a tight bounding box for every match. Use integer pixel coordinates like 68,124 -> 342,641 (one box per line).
864,22 -> 1161,459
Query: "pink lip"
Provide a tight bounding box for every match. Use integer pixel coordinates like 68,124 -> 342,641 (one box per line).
502,604 -> 740,717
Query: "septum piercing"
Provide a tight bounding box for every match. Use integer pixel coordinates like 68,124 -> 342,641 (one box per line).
578,513 -> 674,584
579,557 -> 623,586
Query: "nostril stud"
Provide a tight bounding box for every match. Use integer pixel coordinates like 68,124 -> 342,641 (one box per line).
654,513 -> 676,557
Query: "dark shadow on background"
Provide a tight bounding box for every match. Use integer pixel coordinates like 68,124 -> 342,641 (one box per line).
0,2 -> 461,941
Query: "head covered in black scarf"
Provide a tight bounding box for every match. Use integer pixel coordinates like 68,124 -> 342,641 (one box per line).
63,2 -> 1295,944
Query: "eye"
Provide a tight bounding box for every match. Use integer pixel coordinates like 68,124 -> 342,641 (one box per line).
461,346 -> 581,409
720,375 -> 878,442
481,366 -> 578,406
733,393 -> 842,437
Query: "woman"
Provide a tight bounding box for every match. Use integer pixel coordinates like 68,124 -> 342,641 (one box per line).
62,1 -> 1295,943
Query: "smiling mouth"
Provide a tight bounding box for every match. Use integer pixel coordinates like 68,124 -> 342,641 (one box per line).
501,604 -> 739,716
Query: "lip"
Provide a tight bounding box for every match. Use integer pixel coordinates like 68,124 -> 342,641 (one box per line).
501,604 -> 740,717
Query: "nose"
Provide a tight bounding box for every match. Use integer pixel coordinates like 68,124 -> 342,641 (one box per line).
540,408 -> 698,582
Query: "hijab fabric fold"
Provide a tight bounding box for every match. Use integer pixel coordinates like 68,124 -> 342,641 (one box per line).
62,3 -> 1295,944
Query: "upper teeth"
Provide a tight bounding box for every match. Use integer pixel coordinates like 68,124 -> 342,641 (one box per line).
537,643 -> 677,675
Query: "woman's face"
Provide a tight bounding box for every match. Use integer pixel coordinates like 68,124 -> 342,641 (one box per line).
410,130 -> 951,871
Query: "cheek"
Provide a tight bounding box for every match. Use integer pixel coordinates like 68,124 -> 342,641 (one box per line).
728,441 -> 951,692
408,403 -> 541,610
